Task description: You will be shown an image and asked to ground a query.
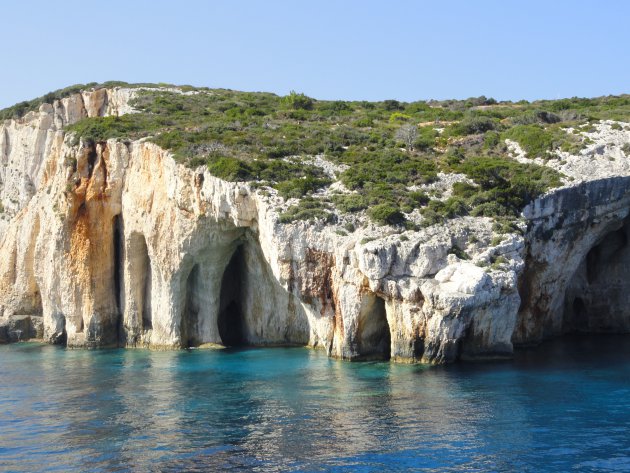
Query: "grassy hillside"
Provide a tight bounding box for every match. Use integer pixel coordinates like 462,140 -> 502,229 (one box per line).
3,82 -> 630,226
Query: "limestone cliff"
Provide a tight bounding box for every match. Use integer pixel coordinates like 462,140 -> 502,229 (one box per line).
1,87 -> 629,362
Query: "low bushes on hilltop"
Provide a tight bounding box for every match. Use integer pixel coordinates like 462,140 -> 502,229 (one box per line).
6,84 -> 626,227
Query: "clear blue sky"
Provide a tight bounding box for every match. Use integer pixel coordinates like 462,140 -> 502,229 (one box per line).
1,0 -> 628,108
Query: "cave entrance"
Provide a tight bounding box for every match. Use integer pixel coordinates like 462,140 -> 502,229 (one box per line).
563,224 -> 630,333
356,293 -> 391,361
129,233 -> 152,331
181,264 -> 201,348
113,215 -> 123,317
217,245 -> 246,347
112,215 -> 124,346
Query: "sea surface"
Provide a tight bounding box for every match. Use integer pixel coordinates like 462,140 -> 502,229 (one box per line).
1,335 -> 630,472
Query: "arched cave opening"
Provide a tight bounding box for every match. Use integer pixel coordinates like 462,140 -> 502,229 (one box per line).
356,293 -> 391,361
129,233 -> 152,331
217,245 -> 246,347
181,264 -> 201,348
563,224 -> 630,334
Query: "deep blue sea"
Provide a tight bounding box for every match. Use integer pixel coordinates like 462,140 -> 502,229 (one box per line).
1,336 -> 630,472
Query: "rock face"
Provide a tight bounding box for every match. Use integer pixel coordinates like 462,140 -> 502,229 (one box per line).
515,177 -> 630,344
1,88 -> 629,362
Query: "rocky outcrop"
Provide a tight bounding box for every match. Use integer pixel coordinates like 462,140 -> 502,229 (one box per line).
1,88 -> 629,363
515,177 -> 630,344
0,87 -> 136,232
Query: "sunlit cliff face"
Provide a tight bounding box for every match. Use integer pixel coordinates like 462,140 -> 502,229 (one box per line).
1,88 -> 630,362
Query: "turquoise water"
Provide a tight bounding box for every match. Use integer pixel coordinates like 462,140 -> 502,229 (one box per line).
1,336 -> 630,472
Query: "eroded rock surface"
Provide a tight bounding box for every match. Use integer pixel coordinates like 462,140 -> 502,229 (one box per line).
1,88 -> 629,362
516,177 -> 630,344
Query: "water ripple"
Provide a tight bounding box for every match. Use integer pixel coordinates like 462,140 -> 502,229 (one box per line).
1,336 -> 630,472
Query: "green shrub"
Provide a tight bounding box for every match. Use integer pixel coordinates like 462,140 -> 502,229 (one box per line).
415,127 -> 438,151
282,91 -> 314,110
317,100 -> 352,115
367,204 -> 406,225
382,99 -> 403,111
66,114 -> 158,145
419,207 -> 444,226
389,112 -> 411,123
452,182 -> 479,199
409,191 -> 430,207
425,197 -> 469,218
448,245 -> 470,260
503,125 -> 552,158
443,156 -> 562,217
512,110 -> 561,125
339,149 -> 438,190
492,219 -> 522,235
206,156 -> 253,181
275,176 -> 331,199
331,194 -> 368,213
491,236 -> 505,246
354,117 -> 373,127
452,116 -> 496,135
502,124 -> 582,158
483,131 -> 501,149
490,255 -> 508,270
279,197 -> 334,223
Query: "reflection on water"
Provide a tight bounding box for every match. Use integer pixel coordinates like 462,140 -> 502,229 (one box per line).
1,335 -> 630,472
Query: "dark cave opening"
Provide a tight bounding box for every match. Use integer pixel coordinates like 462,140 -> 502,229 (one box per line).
86,144 -> 98,178
181,264 -> 201,348
129,233 -> 152,331
113,215 -> 125,344
142,257 -> 153,331
218,245 -> 246,347
586,228 -> 627,284
113,215 -> 123,322
357,294 -> 391,361
563,223 -> 630,334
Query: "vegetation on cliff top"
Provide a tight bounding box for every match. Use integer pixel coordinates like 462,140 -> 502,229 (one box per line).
2,82 -> 629,226
0,82 -> 173,121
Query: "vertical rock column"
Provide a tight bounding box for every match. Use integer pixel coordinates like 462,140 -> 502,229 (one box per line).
65,143 -> 123,347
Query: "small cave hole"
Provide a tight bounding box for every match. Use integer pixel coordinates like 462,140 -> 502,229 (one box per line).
113,216 -> 123,317
181,264 -> 201,348
357,294 -> 391,361
87,145 -> 98,178
32,288 -> 43,317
